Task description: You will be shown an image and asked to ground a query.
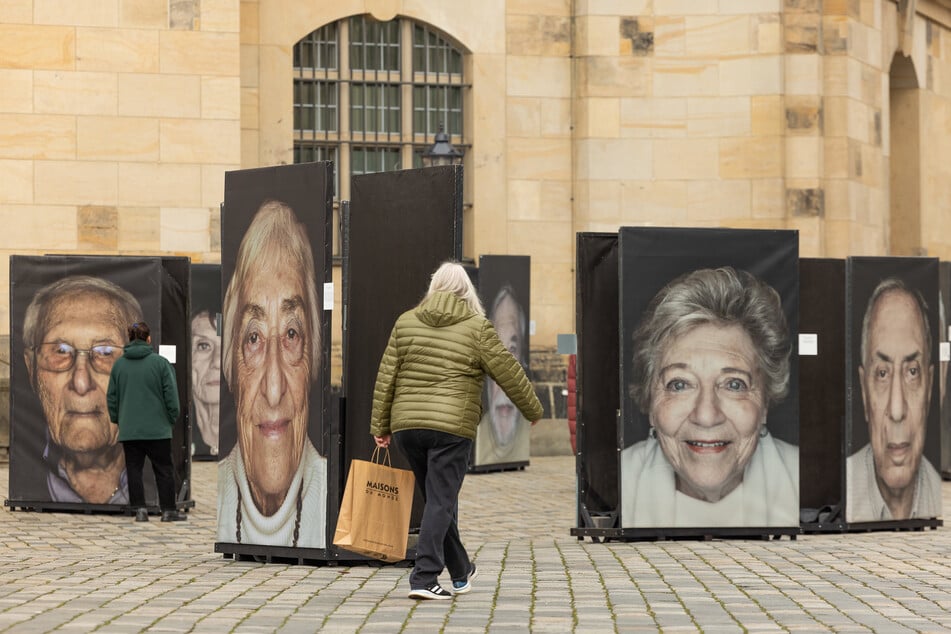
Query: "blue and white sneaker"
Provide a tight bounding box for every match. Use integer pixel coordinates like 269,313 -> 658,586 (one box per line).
451,563 -> 478,594
408,583 -> 453,600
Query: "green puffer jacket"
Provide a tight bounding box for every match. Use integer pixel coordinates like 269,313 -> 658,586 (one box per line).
370,291 -> 543,440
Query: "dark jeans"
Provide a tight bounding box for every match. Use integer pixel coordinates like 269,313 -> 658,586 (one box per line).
394,428 -> 472,589
122,439 -> 176,512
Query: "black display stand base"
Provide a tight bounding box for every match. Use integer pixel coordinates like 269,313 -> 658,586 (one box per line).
801,518 -> 943,534
571,526 -> 800,542
215,542 -> 416,567
4,499 -> 195,514
468,460 -> 528,474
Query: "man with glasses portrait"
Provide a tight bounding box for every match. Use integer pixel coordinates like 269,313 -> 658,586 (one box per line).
22,276 -> 143,504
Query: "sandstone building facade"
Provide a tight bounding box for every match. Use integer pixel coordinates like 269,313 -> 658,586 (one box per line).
1,0 -> 950,388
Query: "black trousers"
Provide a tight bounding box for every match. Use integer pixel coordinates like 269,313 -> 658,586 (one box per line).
122,439 -> 176,511
394,428 -> 472,589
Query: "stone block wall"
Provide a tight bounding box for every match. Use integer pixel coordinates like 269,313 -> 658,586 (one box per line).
3,0 -> 951,456
0,0 -> 238,343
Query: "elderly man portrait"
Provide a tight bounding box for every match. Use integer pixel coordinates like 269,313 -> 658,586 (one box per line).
847,277 -> 943,522
476,285 -> 532,465
217,199 -> 328,549
22,275 -> 144,504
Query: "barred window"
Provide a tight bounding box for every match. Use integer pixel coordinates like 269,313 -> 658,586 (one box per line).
350,16 -> 400,72
294,81 -> 337,134
294,24 -> 338,71
351,146 -> 402,175
351,83 -> 401,135
413,23 -> 463,76
293,16 -> 467,256
413,85 -> 462,138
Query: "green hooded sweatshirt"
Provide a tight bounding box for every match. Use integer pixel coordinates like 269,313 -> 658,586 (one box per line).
107,340 -> 181,441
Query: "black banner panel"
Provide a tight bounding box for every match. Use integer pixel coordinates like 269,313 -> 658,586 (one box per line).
160,257 -> 193,507
7,255 -> 190,512
472,255 -> 531,471
575,233 -> 620,526
798,259 -> 846,521
845,257 -> 943,525
217,162 -> 333,557
618,227 -> 799,532
940,262 -> 951,479
190,263 -> 221,461
344,165 -> 462,539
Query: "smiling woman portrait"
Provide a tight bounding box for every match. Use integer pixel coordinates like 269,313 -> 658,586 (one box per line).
217,200 -> 327,548
620,267 -> 799,528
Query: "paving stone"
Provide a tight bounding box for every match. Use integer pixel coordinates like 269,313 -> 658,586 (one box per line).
0,458 -> 949,630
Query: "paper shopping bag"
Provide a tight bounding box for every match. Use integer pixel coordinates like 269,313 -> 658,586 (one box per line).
333,447 -> 415,562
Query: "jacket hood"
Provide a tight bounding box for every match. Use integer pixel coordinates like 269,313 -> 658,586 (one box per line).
415,291 -> 477,327
123,340 -> 154,360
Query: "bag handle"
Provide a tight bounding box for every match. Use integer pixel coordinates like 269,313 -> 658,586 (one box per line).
370,446 -> 392,467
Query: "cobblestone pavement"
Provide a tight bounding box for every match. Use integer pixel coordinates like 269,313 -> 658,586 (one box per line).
1,456 -> 950,633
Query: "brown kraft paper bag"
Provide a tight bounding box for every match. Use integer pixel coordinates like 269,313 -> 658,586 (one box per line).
333,448 -> 415,562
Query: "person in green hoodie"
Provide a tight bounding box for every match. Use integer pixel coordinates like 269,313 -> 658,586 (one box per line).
370,262 -> 543,600
107,321 -> 185,522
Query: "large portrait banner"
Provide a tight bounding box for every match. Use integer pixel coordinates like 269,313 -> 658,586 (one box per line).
845,257 -> 942,525
472,255 -> 531,471
618,227 -> 800,532
216,162 -> 333,555
8,255 -> 167,511
190,263 -> 222,461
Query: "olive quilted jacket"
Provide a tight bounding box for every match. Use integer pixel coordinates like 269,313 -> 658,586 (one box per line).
370,291 -> 543,440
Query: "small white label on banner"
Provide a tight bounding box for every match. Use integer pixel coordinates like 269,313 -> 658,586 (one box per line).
799,333 -> 818,356
323,282 -> 334,310
941,342 -> 950,362
159,345 -> 177,364
529,320 -> 536,336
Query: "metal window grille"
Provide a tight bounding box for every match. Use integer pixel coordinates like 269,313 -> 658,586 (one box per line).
350,83 -> 401,135
350,16 -> 399,73
350,146 -> 401,175
412,24 -> 463,76
294,23 -> 338,72
412,84 -> 462,137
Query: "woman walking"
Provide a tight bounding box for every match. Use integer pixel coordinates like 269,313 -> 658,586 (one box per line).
370,262 -> 543,600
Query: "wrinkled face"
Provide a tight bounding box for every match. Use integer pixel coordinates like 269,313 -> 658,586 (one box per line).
859,290 -> 932,499
649,323 -> 766,503
234,255 -> 312,507
191,312 -> 221,407
32,293 -> 124,455
487,294 -> 525,447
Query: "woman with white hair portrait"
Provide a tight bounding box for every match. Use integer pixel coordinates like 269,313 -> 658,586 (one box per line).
621,267 -> 799,528
217,200 -> 327,548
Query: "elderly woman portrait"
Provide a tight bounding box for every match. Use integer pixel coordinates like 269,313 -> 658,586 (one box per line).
217,200 -> 327,548
620,267 -> 799,528
190,302 -> 220,458
22,275 -> 144,504
476,285 -> 531,465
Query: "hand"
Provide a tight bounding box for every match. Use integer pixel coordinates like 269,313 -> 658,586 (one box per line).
374,434 -> 391,448
531,420 -> 539,426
